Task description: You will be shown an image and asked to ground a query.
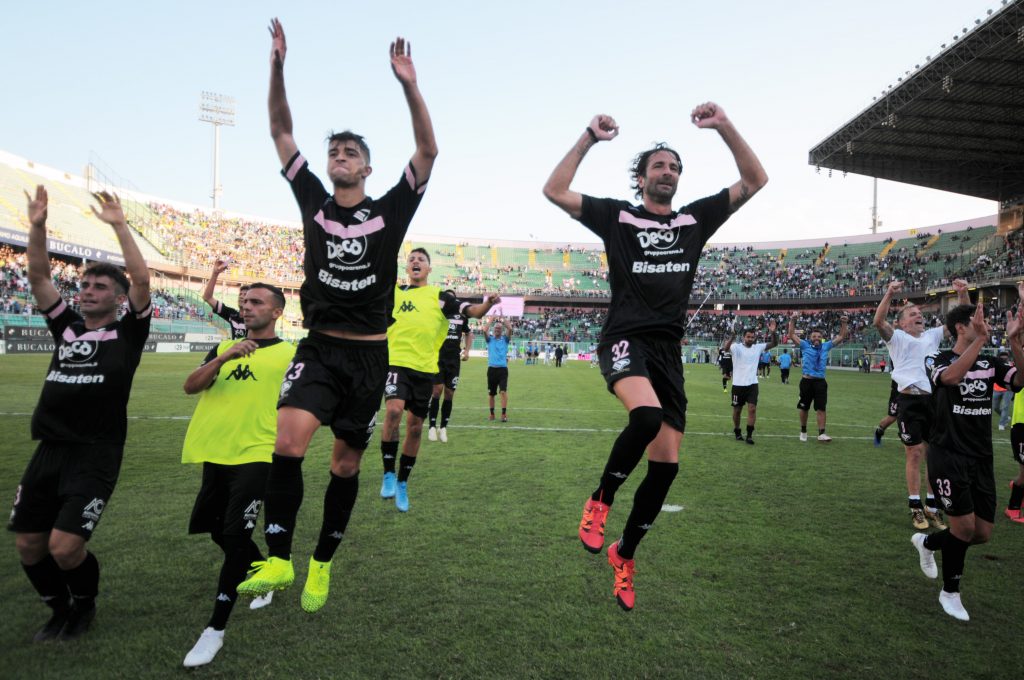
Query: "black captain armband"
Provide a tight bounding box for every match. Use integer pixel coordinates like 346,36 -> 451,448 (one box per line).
585,127 -> 599,143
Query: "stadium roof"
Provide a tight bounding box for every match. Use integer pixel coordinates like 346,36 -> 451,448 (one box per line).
809,0 -> 1024,203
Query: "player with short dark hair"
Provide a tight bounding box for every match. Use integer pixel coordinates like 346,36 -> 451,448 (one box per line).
482,318 -> 514,421
180,283 -> 294,667
380,248 -> 497,511
237,20 -> 437,614
427,289 -> 473,444
543,102 -> 767,610
778,348 -> 792,384
875,279 -> 969,531
873,379 -> 899,447
718,344 -> 732,392
787,315 -> 849,443
202,258 -> 250,340
10,187 -> 151,642
911,302 -> 1024,621
725,323 -> 778,445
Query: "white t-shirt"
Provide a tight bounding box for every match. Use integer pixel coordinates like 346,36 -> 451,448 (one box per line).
731,342 -> 766,387
887,326 -> 944,392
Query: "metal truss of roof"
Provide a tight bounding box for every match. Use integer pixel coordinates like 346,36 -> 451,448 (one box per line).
809,0 -> 1024,203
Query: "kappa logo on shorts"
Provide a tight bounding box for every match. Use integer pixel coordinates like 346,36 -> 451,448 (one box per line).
82,520 -> 95,532
367,413 -> 378,435
82,498 -> 105,521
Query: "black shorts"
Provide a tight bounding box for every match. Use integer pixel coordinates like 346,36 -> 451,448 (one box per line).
732,384 -> 759,408
887,380 -> 899,417
720,361 -> 733,377
385,365 -> 434,419
433,351 -> 463,391
797,377 -> 828,412
189,461 -> 270,536
780,368 -> 791,380
599,336 -> 687,433
277,332 -> 388,451
487,367 -> 509,396
7,442 -> 123,540
927,444 -> 996,522
1011,424 -> 1024,465
896,393 -> 933,447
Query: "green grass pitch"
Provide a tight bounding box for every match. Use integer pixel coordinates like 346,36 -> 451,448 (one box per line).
0,354 -> 1019,679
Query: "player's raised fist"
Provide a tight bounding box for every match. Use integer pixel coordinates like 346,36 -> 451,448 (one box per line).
588,115 -> 619,141
691,102 -> 727,129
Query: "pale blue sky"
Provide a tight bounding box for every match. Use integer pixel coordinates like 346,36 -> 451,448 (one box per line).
0,0 -> 1003,245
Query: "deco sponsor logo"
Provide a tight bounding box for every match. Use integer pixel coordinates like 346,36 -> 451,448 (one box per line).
326,237 -> 367,265
636,228 -> 680,250
58,340 -> 99,363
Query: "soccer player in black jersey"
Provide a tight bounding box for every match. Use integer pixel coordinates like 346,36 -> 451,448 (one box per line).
237,19 -> 437,614
10,187 -> 151,642
544,104 -> 767,610
911,303 -> 1024,621
428,291 -> 473,444
717,345 -> 732,393
203,258 -> 249,340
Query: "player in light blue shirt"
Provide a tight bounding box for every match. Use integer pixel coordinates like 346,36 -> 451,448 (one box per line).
787,314 -> 848,442
778,348 -> 793,384
483,319 -> 513,421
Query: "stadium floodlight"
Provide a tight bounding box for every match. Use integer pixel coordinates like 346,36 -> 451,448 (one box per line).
199,91 -> 236,210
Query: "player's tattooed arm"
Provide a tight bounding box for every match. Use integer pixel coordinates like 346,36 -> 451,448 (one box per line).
24,185 -> 61,310
873,280 -> 900,342
543,115 -> 618,220
691,102 -> 768,214
267,18 -> 298,168
765,319 -> 779,350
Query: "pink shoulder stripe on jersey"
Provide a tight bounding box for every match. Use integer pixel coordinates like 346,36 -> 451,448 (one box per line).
46,299 -> 68,319
963,367 -> 996,381
618,210 -> 697,230
404,164 -> 428,195
314,211 -> 386,238
285,154 -> 306,181
63,327 -> 119,343
1003,366 -> 1017,385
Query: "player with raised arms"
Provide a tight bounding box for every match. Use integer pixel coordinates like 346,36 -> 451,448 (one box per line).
237,18 -> 437,614
543,102 -> 767,610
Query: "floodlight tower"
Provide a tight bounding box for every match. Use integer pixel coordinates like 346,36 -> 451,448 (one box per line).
199,91 -> 236,209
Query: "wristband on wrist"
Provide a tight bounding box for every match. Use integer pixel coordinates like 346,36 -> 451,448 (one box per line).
585,127 -> 599,143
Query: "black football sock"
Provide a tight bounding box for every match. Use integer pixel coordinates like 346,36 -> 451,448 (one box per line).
618,461 -> 679,559
263,454 -> 304,559
1009,481 -> 1024,510
501,408 -> 507,416
22,555 -> 70,611
746,425 -> 754,439
427,398 -> 440,428
208,534 -> 252,630
722,377 -> 727,389
313,472 -> 359,563
397,455 -> 416,483
490,407 -> 495,415
925,494 -> 938,513
923,528 -> 949,552
62,551 -> 99,611
939,533 -> 970,593
591,406 -> 662,506
381,440 -> 398,474
818,429 -> 825,436
875,426 -> 885,439
801,425 -> 807,433
908,495 -> 923,509
440,399 -> 454,428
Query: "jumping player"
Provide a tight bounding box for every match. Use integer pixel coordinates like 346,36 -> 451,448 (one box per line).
787,314 -> 849,442
237,19 -> 437,614
380,249 -> 497,512
202,258 -> 249,340
874,279 -> 969,530
180,284 -> 293,667
543,102 -> 767,610
10,187 -> 151,642
427,290 -> 473,444
725,321 -> 778,445
911,303 -> 1024,621
874,380 -> 899,447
